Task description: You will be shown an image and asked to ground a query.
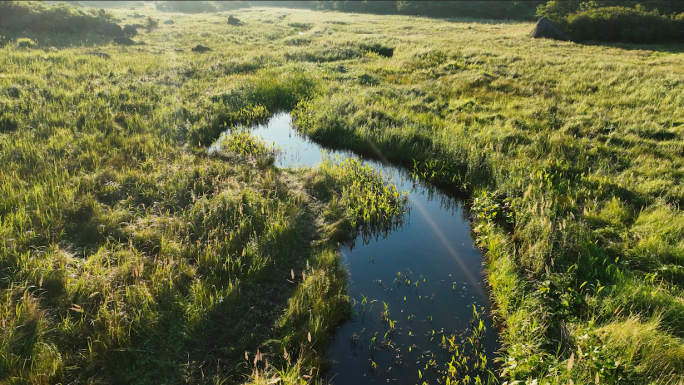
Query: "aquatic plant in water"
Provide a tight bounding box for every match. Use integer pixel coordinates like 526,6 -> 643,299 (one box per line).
320,156 -> 409,244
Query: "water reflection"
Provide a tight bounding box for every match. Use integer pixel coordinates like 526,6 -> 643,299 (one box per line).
213,112 -> 500,384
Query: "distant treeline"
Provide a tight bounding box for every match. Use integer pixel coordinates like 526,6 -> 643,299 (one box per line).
48,1 -> 145,8
253,1 -> 546,20
11,1 -> 684,43
538,1 -> 684,17
253,1 -> 684,43
253,1 -> 684,21
155,1 -> 250,14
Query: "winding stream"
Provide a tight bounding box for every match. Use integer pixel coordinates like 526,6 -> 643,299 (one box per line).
216,113 -> 500,384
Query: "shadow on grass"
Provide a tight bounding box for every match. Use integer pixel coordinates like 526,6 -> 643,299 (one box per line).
578,39 -> 684,54
0,31 -> 126,49
101,206 -> 319,384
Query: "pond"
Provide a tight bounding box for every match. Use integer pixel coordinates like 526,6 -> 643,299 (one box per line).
216,112 -> 500,384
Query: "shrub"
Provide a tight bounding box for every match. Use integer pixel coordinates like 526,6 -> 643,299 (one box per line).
259,1 -> 548,20
285,46 -> 361,62
7,85 -> 21,98
284,36 -> 313,46
288,22 -> 313,31
144,16 -> 158,31
0,1 -> 112,34
566,6 -> 684,43
537,1 -> 684,22
285,42 -> 394,62
535,0 -> 583,27
395,1 -> 545,20
359,42 -> 394,58
0,115 -> 18,133
215,1 -> 251,11
536,1 -> 684,43
357,73 -> 380,86
15,37 -> 36,49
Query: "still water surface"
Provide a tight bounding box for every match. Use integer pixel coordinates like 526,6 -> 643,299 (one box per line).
217,113 -> 500,384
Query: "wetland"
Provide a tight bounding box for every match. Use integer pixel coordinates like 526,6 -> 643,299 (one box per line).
2,1 -> 684,384
215,113 -> 499,384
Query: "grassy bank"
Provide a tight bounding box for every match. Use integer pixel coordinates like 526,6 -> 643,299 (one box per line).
0,6 -> 407,383
2,3 -> 684,384
288,10 -> 684,385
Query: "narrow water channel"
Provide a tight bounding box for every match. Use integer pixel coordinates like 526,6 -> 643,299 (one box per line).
216,113 -> 500,384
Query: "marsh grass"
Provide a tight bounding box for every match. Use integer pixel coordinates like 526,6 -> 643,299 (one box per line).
319,157 -> 407,233
286,7 -> 684,385
212,129 -> 279,167
2,2 -> 684,384
0,4 -> 407,384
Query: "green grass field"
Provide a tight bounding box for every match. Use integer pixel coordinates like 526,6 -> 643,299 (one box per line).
1,3 -> 684,384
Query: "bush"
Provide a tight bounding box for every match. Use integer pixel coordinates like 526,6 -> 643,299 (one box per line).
395,1 -> 545,20
285,45 -> 361,62
0,1 -> 113,34
566,6 -> 684,43
359,42 -> 394,58
288,22 -> 313,31
15,37 -> 35,49
536,1 -> 684,43
357,73 -> 380,86
215,1 -> 251,11
537,1 -> 684,22
0,116 -> 18,133
144,16 -> 158,31
535,0 -> 583,28
7,85 -> 21,98
284,36 -> 313,46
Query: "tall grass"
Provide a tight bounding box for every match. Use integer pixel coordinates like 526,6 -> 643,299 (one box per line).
0,5 -> 407,384
2,2 -> 683,384
287,8 -> 684,384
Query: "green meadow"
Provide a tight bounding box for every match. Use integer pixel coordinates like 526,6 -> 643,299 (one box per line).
1,2 -> 684,384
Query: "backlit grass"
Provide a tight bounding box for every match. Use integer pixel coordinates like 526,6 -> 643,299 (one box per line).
0,5 -> 406,384
285,7 -> 684,385
1,3 -> 684,384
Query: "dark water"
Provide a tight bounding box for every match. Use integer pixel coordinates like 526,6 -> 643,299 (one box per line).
215,113 -> 500,384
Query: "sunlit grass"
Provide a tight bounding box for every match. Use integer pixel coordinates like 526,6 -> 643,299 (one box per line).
1,2 -> 683,384
0,4 -> 407,384
285,6 -> 684,385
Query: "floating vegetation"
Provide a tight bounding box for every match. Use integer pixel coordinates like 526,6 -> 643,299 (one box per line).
344,292 -> 499,385
440,306 -> 499,385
